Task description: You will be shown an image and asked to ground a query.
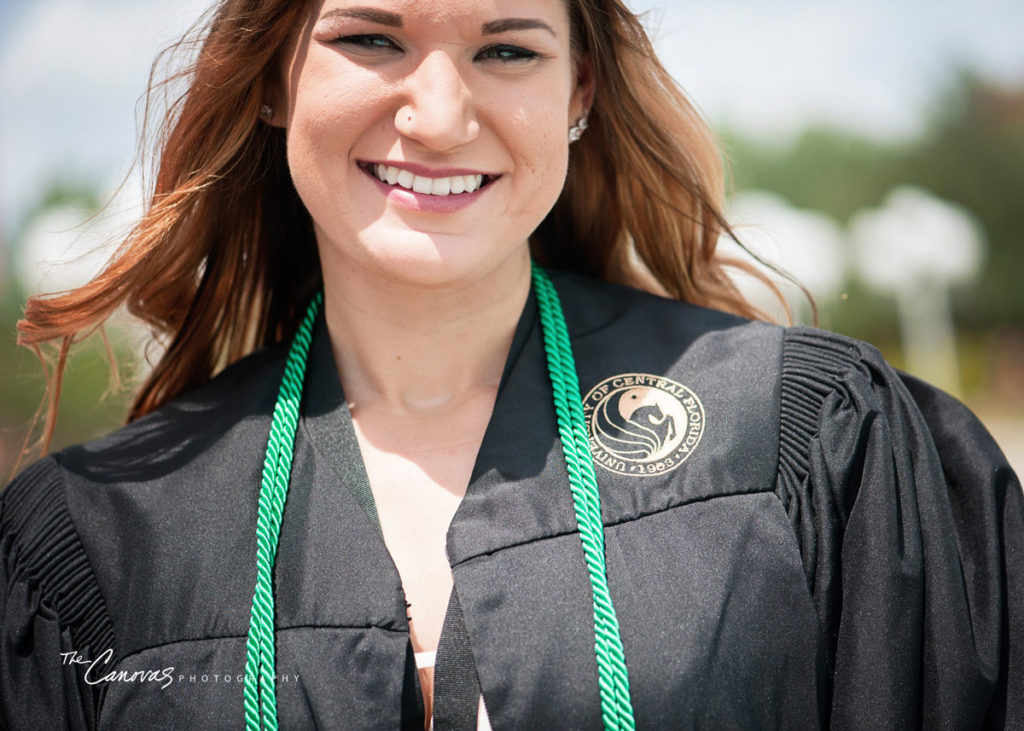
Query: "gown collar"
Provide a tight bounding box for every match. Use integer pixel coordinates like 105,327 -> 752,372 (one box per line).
299,276 -> 550,564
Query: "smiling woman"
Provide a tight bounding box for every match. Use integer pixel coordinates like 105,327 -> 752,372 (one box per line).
274,0 -> 584,288
2,0 -> 1022,729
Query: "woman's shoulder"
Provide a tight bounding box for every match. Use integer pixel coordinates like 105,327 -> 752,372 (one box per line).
0,342 -> 293,697
2,339 -> 291,565
553,269 -> 969,393
2,342 -> 287,517
0,340 -> 288,607
56,342 -> 287,478
548,268 -> 762,340
3,340 -> 286,500
0,454 -> 113,725
549,268 -> 894,392
0,342 -> 297,725
550,270 -> 1013,483
0,456 -> 110,631
776,324 -> 1012,474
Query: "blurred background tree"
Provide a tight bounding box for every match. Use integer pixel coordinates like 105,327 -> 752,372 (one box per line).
1,182 -> 139,477
721,72 -> 1024,409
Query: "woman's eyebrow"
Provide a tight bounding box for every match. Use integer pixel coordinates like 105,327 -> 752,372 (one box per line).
320,7 -> 403,27
316,9 -> 555,38
482,18 -> 557,37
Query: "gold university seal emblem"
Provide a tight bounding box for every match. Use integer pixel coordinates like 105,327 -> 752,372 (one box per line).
582,373 -> 705,477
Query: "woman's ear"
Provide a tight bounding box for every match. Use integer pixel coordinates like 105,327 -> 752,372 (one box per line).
261,12 -> 319,129
260,79 -> 288,128
571,55 -> 596,120
259,50 -> 294,128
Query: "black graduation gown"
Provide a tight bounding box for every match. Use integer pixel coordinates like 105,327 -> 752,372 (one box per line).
2,270 -> 1022,729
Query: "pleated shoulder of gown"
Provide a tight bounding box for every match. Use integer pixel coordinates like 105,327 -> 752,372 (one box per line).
1,456 -> 115,728
774,326 -> 1023,729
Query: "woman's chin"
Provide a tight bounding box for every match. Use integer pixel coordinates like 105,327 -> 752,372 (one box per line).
324,231 -> 528,290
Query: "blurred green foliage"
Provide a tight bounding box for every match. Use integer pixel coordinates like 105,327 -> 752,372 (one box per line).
0,305 -> 136,481
2,184 -> 133,481
720,71 -> 1024,340
6,181 -> 104,260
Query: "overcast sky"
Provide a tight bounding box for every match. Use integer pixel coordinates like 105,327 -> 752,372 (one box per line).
2,0 -> 1023,242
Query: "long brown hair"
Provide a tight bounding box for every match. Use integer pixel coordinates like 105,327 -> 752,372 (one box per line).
17,0 -> 787,455
535,1 -> 783,314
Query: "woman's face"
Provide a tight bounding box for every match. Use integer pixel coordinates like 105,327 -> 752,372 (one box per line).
274,0 -> 591,287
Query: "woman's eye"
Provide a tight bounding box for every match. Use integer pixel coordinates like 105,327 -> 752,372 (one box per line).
477,45 -> 538,62
335,34 -> 401,52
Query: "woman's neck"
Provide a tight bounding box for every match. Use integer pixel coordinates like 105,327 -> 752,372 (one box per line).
321,250 -> 531,416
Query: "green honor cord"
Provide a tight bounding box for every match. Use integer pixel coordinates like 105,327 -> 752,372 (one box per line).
242,288 -> 321,731
531,263 -> 635,730
243,264 -> 635,730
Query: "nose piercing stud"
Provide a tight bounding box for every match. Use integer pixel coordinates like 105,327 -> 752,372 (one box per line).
569,115 -> 589,143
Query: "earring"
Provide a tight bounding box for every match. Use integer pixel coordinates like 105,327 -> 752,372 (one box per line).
260,103 -> 274,120
568,115 -> 589,143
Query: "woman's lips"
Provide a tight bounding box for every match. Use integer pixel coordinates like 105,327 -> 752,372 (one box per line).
359,162 -> 499,214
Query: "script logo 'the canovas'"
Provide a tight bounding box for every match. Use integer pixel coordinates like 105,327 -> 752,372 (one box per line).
583,373 -> 705,477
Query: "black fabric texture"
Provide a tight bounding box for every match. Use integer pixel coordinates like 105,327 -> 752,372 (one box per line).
0,269 -> 1020,729
0,457 -> 114,729
432,588 -> 481,730
776,327 -> 1024,729
303,316 -> 383,538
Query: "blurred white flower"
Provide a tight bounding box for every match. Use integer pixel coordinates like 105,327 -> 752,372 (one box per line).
15,183 -> 143,296
850,186 -> 984,293
849,186 -> 985,394
720,190 -> 847,322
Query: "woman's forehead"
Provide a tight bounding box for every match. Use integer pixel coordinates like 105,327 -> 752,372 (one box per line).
306,0 -> 572,30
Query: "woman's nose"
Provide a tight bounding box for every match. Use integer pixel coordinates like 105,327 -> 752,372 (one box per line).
395,51 -> 479,151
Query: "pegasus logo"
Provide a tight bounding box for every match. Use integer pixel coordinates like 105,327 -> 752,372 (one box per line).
594,391 -> 678,460
582,374 -> 706,477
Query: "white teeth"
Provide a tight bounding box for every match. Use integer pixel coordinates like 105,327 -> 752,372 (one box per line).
369,163 -> 490,196
431,177 -> 451,196
412,175 -> 433,194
